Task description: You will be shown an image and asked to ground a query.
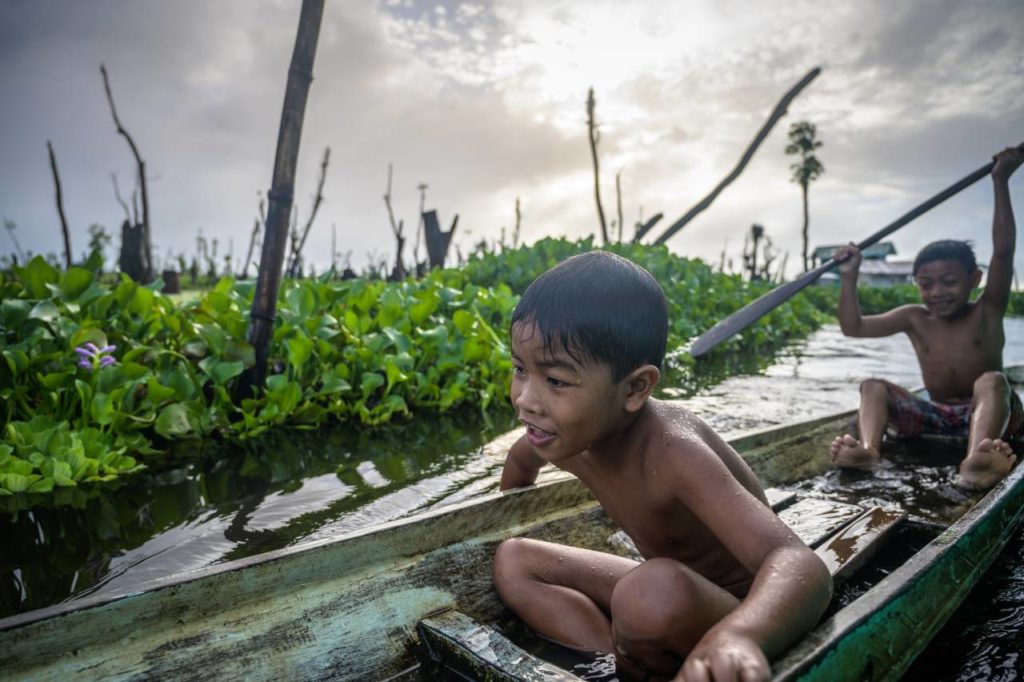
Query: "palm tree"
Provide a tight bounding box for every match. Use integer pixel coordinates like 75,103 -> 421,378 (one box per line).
785,121 -> 824,271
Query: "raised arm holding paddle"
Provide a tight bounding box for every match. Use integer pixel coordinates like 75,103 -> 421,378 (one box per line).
689,143 -> 1024,358
827,146 -> 1023,489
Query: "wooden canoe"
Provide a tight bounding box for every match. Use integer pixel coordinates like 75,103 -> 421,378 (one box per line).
0,368 -> 1021,681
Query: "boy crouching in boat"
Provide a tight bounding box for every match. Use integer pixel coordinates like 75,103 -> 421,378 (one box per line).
829,146 -> 1024,489
492,251 -> 832,681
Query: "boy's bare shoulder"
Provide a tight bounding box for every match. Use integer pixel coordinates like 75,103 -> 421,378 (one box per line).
643,399 -> 767,501
644,398 -> 706,442
641,401 -> 734,467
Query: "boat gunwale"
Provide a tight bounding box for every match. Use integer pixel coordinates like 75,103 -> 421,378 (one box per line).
0,405 -> 866,633
771,456 -> 1024,680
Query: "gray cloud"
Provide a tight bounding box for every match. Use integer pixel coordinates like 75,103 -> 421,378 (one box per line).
0,0 -> 1021,280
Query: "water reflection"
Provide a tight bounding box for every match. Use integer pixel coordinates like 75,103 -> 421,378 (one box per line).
0,408 -> 517,617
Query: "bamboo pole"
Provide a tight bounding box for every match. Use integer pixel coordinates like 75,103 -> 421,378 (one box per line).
239,0 -> 326,396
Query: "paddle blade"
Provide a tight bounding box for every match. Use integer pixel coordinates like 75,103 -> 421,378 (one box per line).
689,266 -> 829,357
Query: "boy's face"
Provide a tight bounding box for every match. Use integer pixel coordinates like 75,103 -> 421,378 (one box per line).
509,322 -> 628,463
913,259 -> 981,318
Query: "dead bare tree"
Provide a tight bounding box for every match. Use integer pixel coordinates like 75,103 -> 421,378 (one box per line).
513,196 -> 521,248
4,218 -> 26,263
743,223 -> 779,281
615,170 -> 624,243
101,64 -> 152,280
46,141 -> 72,268
633,213 -> 663,243
382,163 -> 406,279
586,87 -> 610,245
111,173 -> 132,222
414,182 -> 428,268
239,0 -> 326,397
652,66 -> 821,245
286,146 -> 330,278
330,223 -> 338,273
241,193 -> 265,279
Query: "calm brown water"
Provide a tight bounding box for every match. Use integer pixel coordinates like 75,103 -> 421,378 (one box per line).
2,318 -> 1022,680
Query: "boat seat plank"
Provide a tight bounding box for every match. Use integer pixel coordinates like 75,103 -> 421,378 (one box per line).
605,494 -> 861,561
776,496 -> 864,549
766,487 -> 797,511
815,506 -> 906,580
418,610 -> 583,681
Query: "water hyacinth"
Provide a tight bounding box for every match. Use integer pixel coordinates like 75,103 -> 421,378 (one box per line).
74,342 -> 117,372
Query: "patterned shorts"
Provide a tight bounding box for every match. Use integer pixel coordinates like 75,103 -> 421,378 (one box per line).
869,378 -> 1024,441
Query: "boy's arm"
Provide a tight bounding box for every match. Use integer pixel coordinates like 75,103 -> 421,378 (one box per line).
664,441 -> 832,681
833,243 -> 913,338
979,146 -> 1023,313
499,435 -> 545,490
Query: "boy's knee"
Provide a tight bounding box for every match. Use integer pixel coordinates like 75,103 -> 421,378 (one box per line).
860,378 -> 889,401
610,560 -> 693,673
973,371 -> 1009,397
611,559 -> 694,642
492,537 -> 533,591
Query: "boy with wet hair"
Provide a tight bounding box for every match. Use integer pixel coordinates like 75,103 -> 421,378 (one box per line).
829,146 -> 1024,489
493,250 -> 832,681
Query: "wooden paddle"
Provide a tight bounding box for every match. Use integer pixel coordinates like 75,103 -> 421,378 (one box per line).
689,153 -> 1012,358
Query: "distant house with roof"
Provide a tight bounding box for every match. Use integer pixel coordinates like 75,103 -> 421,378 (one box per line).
813,241 -> 914,287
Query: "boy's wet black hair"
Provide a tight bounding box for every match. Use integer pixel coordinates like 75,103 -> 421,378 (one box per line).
913,240 -> 978,276
510,250 -> 668,382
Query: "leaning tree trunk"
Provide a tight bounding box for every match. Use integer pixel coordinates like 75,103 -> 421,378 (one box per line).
801,183 -> 810,272
652,67 -> 821,245
238,0 -> 326,398
47,141 -> 72,268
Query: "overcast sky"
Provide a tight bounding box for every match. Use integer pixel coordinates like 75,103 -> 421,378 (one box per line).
1,0 -> 1022,279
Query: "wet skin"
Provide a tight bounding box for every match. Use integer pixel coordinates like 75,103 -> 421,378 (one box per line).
829,146 -> 1024,489
495,321 -> 832,681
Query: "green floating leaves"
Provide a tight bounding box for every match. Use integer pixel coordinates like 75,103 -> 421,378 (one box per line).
6,236 -> 976,500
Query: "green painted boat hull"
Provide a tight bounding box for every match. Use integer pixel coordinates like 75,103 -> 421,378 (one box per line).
1,377 -> 1021,681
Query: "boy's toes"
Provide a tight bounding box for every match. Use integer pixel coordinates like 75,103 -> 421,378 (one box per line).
829,434 -> 856,460
957,439 -> 1017,490
992,439 -> 1014,457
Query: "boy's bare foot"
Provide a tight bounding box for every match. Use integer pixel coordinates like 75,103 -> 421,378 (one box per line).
829,434 -> 880,470
956,438 -> 1017,490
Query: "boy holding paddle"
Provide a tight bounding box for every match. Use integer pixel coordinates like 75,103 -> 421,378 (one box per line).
830,146 -> 1024,489
494,251 -> 832,681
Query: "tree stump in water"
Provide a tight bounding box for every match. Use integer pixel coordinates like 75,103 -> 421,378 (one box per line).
161,270 -> 181,294
119,220 -> 147,282
423,210 -> 458,270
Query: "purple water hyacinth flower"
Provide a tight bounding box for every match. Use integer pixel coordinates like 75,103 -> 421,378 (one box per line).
74,342 -> 118,372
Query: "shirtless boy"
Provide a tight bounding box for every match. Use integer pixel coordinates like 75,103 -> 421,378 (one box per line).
830,146 -> 1024,489
492,251 -> 832,681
